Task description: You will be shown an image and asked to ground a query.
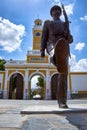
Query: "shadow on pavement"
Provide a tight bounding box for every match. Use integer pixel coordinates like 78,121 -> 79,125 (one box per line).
55,112 -> 87,130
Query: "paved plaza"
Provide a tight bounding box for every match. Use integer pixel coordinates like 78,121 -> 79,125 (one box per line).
0,99 -> 87,130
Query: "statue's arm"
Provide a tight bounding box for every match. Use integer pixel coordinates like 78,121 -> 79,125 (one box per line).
40,21 -> 49,57
64,22 -> 73,44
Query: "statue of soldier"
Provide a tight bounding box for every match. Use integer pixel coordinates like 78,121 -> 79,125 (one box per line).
40,5 -> 73,108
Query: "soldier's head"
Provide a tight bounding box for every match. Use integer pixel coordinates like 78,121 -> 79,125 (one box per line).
50,5 -> 61,18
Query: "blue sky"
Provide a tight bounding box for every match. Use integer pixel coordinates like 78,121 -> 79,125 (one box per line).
0,0 -> 87,71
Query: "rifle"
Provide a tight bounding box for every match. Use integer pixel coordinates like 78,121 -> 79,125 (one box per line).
61,3 -> 73,43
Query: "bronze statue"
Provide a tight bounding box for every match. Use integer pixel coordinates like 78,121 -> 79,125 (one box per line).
40,5 -> 73,108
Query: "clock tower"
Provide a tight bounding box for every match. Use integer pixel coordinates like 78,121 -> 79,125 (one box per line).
33,18 -> 42,50
26,18 -> 49,64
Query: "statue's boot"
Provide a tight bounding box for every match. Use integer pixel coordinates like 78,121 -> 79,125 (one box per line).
54,38 -> 69,74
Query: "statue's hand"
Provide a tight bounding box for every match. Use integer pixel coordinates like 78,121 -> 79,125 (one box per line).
41,51 -> 45,57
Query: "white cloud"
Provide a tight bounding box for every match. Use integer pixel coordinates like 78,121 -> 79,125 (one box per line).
64,3 -> 74,16
69,53 -> 76,67
80,15 -> 87,21
0,17 -> 25,53
74,42 -> 85,51
69,54 -> 87,72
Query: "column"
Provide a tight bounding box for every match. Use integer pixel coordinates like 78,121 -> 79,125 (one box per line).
3,69 -> 8,99
67,73 -> 71,99
45,69 -> 51,99
23,69 -> 29,99
67,65 -> 71,99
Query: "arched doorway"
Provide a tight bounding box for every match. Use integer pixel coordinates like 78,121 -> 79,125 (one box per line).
9,73 -> 23,99
51,73 -> 59,100
30,74 -> 44,99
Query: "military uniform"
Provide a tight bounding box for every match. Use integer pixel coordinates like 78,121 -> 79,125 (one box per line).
41,19 -> 70,73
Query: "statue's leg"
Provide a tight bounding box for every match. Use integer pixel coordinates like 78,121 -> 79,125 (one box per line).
54,38 -> 69,73
57,73 -> 68,108
54,38 -> 69,108
56,57 -> 68,108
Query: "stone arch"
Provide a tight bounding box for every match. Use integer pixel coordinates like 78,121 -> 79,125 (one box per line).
8,71 -> 24,81
29,71 -> 46,99
50,72 -> 58,81
51,72 -> 59,100
29,71 -> 46,81
8,72 -> 24,99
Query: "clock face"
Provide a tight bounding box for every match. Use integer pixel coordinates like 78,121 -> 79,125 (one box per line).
36,32 -> 41,36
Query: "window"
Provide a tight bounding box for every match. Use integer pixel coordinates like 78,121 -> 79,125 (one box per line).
36,32 -> 41,36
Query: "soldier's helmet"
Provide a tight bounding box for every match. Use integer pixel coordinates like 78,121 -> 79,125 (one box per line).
50,5 -> 61,16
